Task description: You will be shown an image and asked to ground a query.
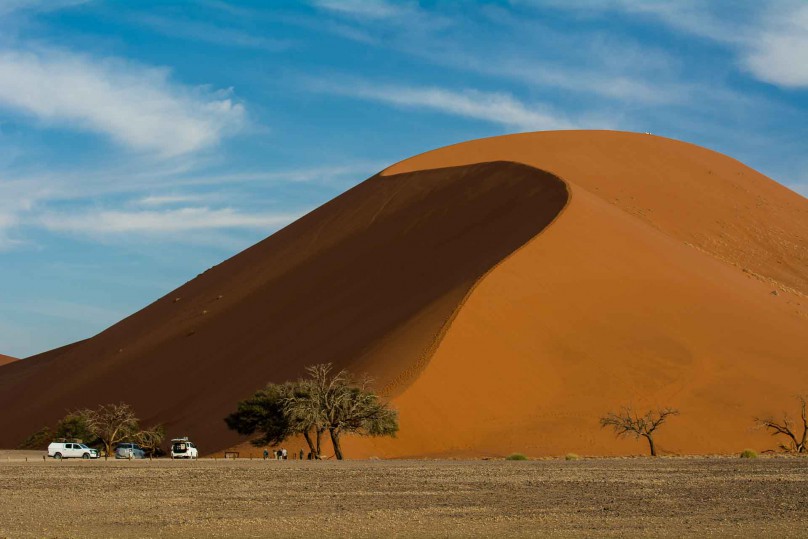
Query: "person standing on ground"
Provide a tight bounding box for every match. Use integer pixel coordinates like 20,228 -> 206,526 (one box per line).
263,449 -> 269,460
281,448 -> 288,460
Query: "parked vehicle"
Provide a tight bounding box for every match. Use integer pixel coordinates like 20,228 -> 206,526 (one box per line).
115,442 -> 146,459
48,442 -> 99,460
171,437 -> 198,459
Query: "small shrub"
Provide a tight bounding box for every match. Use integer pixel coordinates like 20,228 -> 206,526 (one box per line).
565,453 -> 580,461
19,426 -> 52,450
505,453 -> 528,461
740,449 -> 758,459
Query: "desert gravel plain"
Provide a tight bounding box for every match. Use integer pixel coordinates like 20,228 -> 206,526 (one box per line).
0,453 -> 807,538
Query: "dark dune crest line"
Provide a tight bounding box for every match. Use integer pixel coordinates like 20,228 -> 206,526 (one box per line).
378,163 -> 572,396
0,161 -> 569,451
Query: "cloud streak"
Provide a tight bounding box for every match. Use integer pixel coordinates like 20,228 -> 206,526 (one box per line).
36,207 -> 298,235
0,48 -> 246,156
311,0 -> 410,20
533,0 -> 808,90
318,80 -> 577,131
744,4 -> 808,88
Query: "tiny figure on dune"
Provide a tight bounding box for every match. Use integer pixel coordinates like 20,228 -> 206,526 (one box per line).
299,449 -> 304,460
263,448 -> 269,460
281,448 -> 288,460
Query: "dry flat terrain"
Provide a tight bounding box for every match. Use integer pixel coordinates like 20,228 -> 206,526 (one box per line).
0,457 -> 806,538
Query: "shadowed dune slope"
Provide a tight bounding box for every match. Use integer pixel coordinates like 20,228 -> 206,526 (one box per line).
0,355 -> 16,368
0,162 -> 568,451
341,130 -> 808,458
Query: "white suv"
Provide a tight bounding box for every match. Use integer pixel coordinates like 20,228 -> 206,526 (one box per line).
48,442 -> 99,460
170,438 -> 199,459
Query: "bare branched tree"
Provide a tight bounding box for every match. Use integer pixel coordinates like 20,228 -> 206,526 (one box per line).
134,424 -> 166,457
323,375 -> 398,460
755,395 -> 807,453
600,406 -> 679,456
284,378 -> 327,458
81,403 -> 140,457
295,364 -> 397,460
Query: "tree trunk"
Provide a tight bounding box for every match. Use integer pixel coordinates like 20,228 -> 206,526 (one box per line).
302,429 -> 316,456
315,428 -> 325,459
330,428 -> 343,460
645,434 -> 657,456
799,399 -> 807,453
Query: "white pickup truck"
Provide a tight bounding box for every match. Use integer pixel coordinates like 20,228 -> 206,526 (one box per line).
48,441 -> 100,460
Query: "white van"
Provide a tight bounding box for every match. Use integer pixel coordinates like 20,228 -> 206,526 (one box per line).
170,437 -> 199,459
48,442 -> 100,460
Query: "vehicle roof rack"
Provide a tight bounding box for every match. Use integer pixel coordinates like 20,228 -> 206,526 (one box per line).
171,436 -> 189,442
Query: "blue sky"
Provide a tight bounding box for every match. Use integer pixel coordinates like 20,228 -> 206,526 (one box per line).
0,0 -> 806,357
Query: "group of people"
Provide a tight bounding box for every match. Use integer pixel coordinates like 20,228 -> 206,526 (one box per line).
262,448 -> 307,460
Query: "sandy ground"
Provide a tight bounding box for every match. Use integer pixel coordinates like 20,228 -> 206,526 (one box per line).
0,455 -> 806,538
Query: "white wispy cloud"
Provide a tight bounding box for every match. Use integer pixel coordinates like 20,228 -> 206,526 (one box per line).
311,0 -> 414,21
0,0 -> 90,16
316,80 -> 577,131
532,0 -> 808,90
0,158 -> 384,249
744,4 -> 808,88
36,207 -> 298,235
310,0 -> 452,33
136,194 -> 211,207
134,14 -> 294,51
0,211 -> 21,249
0,48 -> 246,156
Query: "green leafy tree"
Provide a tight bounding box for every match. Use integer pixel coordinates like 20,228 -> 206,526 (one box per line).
224,383 -> 295,447
18,426 -> 53,450
55,412 -> 98,445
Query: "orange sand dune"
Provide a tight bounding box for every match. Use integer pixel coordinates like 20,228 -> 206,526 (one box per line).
1,131 -> 806,457
0,355 -> 16,368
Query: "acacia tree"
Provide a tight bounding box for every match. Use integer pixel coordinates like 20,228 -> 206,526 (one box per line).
135,424 -> 166,457
325,383 -> 398,460
55,412 -> 97,444
600,406 -> 679,456
80,403 -> 140,457
224,383 -> 295,447
306,364 -> 398,460
756,395 -> 807,453
18,426 -> 53,450
284,378 -> 327,458
225,364 -> 398,460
